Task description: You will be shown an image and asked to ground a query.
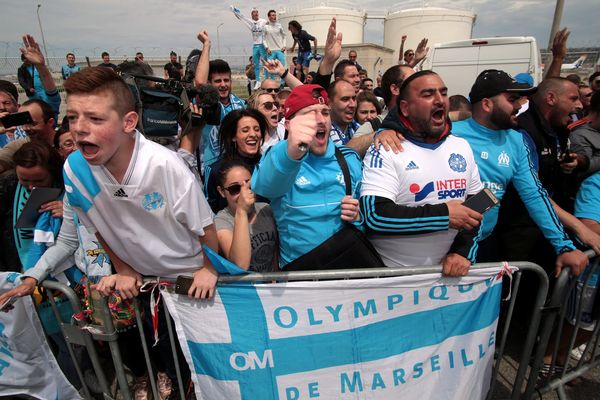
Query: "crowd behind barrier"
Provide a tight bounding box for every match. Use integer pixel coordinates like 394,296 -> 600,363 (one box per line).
2,9 -> 600,400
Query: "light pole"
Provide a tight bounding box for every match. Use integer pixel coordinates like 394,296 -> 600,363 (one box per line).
548,0 -> 565,51
217,23 -> 224,58
36,4 -> 49,61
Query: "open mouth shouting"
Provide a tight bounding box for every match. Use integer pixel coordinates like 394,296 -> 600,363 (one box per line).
77,140 -> 100,159
431,107 -> 446,127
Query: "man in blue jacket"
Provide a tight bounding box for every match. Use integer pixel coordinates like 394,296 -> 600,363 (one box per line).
453,69 -> 590,277
251,84 -> 362,268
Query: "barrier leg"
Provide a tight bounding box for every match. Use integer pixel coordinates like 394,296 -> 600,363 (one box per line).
486,270 -> 522,400
98,298 -> 132,400
47,294 -> 91,398
42,280 -> 113,399
520,267 -> 570,398
163,303 -> 186,400
133,297 -> 160,400
511,266 -> 550,400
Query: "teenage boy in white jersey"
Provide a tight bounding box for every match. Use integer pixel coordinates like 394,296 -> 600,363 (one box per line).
63,67 -> 218,296
361,71 -> 484,276
63,67 -> 218,397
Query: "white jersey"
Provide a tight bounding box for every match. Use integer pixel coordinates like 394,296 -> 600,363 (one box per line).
361,135 -> 482,267
63,131 -> 214,278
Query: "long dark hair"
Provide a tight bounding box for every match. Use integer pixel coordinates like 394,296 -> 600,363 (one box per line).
13,139 -> 64,187
218,109 -> 267,158
217,158 -> 253,188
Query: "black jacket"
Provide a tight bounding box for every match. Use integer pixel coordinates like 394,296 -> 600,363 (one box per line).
17,63 -> 35,96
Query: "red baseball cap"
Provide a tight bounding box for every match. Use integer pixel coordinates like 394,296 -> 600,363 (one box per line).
284,84 -> 329,119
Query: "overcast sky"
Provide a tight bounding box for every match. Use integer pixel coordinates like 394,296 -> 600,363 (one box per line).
0,0 -> 598,60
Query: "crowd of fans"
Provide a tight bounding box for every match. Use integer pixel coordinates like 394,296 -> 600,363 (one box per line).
1,9 -> 600,399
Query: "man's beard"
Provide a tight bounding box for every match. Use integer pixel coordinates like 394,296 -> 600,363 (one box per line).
490,106 -> 517,130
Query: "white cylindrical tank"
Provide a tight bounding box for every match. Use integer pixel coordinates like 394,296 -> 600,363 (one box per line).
384,7 -> 476,61
279,6 -> 367,47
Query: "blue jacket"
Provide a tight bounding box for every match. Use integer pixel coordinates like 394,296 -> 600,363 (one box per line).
251,139 -> 363,267
453,117 -> 575,254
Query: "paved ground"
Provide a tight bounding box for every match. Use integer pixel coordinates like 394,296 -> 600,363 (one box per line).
491,321 -> 600,400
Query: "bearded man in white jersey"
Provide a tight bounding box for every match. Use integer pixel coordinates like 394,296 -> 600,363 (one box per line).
361,71 -> 484,276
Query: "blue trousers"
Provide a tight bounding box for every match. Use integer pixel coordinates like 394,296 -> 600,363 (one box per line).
266,50 -> 286,80
253,44 -> 267,82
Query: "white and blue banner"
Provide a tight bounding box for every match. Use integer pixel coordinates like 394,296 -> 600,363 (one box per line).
0,272 -> 81,400
163,267 -> 509,400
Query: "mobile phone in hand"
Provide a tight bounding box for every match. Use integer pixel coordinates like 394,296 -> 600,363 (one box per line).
463,188 -> 499,214
0,111 -> 33,128
175,276 -> 194,295
0,296 -> 17,312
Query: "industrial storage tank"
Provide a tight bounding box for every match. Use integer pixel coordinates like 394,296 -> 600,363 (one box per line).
278,6 -> 367,46
384,7 -> 476,61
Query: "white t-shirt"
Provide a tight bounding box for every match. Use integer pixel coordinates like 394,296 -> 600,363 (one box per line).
63,131 -> 214,278
361,135 -> 482,267
262,121 -> 286,153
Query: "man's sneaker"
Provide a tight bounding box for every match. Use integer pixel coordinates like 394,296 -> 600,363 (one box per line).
157,372 -> 173,400
571,344 -> 587,361
132,374 -> 151,400
253,80 -> 261,90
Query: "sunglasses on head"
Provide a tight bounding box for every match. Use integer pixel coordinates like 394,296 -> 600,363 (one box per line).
261,101 -> 280,110
265,87 -> 280,93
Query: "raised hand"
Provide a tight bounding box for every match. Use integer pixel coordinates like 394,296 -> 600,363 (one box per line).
262,58 -> 285,76
552,28 -> 569,59
20,34 -> 45,66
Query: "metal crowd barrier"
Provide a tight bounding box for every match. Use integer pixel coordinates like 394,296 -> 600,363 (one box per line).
39,261 -> 552,400
522,251 -> 600,399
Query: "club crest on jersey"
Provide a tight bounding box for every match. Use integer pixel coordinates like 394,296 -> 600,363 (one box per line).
448,153 -> 467,172
209,126 -> 220,150
497,151 -> 510,168
336,172 -> 345,186
142,192 -> 165,211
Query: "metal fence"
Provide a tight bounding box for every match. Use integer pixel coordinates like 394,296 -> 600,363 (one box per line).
522,251 -> 600,399
37,261 -> 555,400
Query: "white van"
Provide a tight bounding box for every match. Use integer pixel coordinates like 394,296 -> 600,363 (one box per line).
421,37 -> 543,97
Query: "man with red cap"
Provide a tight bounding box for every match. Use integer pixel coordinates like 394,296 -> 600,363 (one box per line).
251,84 -> 363,268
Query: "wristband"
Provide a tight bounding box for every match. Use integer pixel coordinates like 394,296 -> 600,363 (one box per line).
281,69 -> 289,79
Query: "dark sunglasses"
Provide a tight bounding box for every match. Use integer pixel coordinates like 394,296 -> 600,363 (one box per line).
224,184 -> 243,195
406,53 -> 414,56
261,101 -> 280,110
223,179 -> 250,195
265,88 -> 280,93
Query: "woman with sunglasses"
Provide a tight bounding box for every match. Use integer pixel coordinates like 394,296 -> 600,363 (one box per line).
248,89 -> 285,151
215,159 -> 277,271
204,108 -> 268,213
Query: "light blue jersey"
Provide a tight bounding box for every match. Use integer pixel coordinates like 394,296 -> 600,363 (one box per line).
575,172 -> 600,223
251,140 -> 363,267
453,118 -> 574,254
